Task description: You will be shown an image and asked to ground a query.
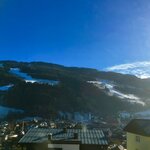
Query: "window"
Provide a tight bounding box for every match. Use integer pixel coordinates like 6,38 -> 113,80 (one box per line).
136,136 -> 140,142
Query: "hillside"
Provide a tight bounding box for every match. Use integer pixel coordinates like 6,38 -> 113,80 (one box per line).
0,61 -> 150,117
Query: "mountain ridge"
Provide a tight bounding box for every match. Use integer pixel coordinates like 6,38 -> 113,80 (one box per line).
0,61 -> 150,118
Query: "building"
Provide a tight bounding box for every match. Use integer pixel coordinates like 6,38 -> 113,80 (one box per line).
74,112 -> 92,122
19,128 -> 108,150
119,111 -> 131,119
124,119 -> 150,150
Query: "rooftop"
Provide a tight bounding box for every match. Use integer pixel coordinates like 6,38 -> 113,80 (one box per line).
19,128 -> 108,145
124,119 -> 150,137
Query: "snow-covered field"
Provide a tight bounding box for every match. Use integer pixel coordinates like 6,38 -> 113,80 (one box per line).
88,80 -> 145,106
0,106 -> 23,118
9,68 -> 59,85
0,84 -> 14,91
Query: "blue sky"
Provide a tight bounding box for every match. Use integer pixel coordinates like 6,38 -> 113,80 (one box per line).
0,0 -> 150,69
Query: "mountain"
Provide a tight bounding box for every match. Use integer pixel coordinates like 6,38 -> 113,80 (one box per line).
0,60 -> 150,118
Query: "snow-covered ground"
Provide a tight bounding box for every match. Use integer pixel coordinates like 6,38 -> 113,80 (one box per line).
9,68 -> 59,85
88,80 -> 145,106
0,84 -> 14,91
0,106 -> 23,118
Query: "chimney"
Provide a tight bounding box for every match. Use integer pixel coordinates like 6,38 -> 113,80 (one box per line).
48,133 -> 53,140
73,133 -> 78,139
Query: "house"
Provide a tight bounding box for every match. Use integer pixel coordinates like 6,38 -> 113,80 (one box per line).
19,128 -> 108,150
124,119 -> 150,150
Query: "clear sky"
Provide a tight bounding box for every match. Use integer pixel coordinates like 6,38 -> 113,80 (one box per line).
0,0 -> 150,69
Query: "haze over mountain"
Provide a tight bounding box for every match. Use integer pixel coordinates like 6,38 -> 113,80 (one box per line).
106,61 -> 150,79
0,61 -> 150,118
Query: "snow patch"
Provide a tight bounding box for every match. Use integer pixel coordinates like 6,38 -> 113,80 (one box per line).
88,80 -> 145,106
9,68 -> 59,85
0,84 -> 14,91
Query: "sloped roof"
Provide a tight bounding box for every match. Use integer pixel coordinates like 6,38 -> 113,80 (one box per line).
19,128 -> 108,145
124,119 -> 150,137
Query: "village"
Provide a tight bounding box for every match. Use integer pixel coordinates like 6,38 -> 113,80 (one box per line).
0,110 -> 147,150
